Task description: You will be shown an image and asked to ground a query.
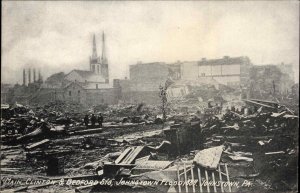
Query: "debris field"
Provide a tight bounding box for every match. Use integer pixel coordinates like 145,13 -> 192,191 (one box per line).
0,99 -> 298,193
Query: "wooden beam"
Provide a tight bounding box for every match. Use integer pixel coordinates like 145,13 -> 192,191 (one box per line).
184,162 -> 188,193
225,164 -> 232,192
177,164 -> 181,193
198,168 -> 203,193
218,165 -> 224,193
205,170 -> 210,193
212,171 -> 217,192
191,165 -> 195,193
243,99 -> 276,109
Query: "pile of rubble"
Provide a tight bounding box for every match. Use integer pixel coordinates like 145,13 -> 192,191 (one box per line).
1,101 -> 164,145
75,98 -> 298,193
0,98 -> 298,193
102,103 -> 161,123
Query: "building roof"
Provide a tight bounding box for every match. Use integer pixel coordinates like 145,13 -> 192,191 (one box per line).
66,70 -> 106,83
198,56 -> 250,66
72,70 -> 94,78
63,81 -> 78,89
45,72 -> 65,83
130,62 -> 166,69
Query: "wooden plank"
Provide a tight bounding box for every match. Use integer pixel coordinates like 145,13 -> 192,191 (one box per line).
183,162 -> 188,193
243,99 -> 276,109
115,147 -> 132,164
26,139 -> 50,150
212,171 -> 217,192
215,169 -> 227,177
122,147 -> 138,164
225,164 -> 232,192
284,106 -> 295,115
73,128 -> 103,135
218,165 -> 224,193
177,164 -> 181,193
191,165 -> 195,193
250,98 -> 278,105
124,146 -> 141,164
205,170 -> 210,193
123,146 -> 144,164
198,168 -> 203,193
179,167 -> 192,176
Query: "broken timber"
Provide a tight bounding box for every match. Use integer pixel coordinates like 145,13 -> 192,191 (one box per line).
26,139 -> 50,150
243,99 -> 276,109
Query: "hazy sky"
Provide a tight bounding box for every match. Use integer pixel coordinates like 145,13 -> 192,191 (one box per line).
2,1 -> 299,84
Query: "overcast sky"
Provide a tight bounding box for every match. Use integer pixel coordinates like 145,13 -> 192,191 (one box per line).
2,1 -> 299,84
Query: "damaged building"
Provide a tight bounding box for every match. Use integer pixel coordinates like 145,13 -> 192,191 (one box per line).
248,63 -> 295,100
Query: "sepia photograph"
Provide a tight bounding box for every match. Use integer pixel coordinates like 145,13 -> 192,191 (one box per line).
1,1 -> 299,192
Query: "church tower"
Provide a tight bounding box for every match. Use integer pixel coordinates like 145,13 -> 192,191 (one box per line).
101,32 -> 109,83
89,32 -> 109,83
89,34 -> 101,74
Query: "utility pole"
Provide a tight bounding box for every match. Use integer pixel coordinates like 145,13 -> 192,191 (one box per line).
159,85 -> 167,122
272,80 -> 276,95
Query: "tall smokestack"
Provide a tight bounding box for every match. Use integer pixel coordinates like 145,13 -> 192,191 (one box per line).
28,68 -> 31,84
23,69 -> 26,86
33,68 -> 36,82
38,69 -> 43,82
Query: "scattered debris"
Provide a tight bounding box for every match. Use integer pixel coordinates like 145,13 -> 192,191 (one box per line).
0,96 -> 298,192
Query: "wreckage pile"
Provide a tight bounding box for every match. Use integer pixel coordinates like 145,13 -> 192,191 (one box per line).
1,101 -> 166,147
33,101 -> 86,123
102,103 -> 161,123
200,105 -> 298,192
0,98 -> 298,192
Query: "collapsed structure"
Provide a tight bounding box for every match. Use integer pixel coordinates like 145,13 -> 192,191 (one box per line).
1,92 -> 298,192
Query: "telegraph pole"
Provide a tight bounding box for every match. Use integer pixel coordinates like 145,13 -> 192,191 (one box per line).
159,85 -> 167,122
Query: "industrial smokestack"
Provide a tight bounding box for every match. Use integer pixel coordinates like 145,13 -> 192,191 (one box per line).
23,69 -> 26,86
33,68 -> 36,82
38,69 -> 41,81
28,68 -> 31,84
